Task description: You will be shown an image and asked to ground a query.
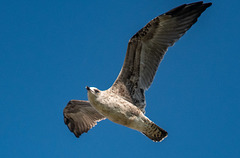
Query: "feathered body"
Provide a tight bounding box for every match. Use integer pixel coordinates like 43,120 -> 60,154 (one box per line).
63,1 -> 212,142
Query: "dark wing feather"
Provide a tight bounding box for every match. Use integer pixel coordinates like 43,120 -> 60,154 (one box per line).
111,2 -> 212,112
63,100 -> 105,137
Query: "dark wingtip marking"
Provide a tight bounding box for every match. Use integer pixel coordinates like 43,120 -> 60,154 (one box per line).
165,4 -> 187,15
165,1 -> 212,16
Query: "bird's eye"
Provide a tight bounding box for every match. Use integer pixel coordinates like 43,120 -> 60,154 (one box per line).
94,89 -> 100,93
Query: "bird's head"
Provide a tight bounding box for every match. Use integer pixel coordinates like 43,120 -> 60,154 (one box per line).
86,86 -> 101,98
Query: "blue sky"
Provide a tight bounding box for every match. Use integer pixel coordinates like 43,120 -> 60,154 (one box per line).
0,0 -> 239,157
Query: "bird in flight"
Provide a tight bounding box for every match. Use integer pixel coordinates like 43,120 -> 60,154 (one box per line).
63,1 -> 212,142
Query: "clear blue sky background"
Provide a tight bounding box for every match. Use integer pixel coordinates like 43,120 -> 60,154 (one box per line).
0,0 -> 239,157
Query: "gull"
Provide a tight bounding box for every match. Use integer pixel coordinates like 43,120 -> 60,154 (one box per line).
63,1 -> 212,142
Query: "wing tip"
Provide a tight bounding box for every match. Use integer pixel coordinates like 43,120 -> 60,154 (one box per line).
165,1 -> 212,16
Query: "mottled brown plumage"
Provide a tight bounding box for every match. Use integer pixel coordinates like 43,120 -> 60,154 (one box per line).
111,1 -> 212,112
63,100 -> 105,137
63,1 -> 212,142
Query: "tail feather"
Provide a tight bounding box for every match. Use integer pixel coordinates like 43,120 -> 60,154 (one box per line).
142,122 -> 168,142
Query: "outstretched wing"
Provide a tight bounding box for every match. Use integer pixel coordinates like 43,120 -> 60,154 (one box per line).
111,2 -> 212,112
63,100 -> 105,137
